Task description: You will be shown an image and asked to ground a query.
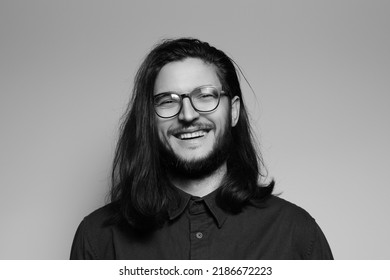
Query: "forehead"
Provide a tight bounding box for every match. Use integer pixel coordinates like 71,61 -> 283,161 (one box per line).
154,58 -> 221,94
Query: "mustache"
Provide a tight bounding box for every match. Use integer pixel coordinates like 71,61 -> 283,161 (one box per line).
168,122 -> 215,135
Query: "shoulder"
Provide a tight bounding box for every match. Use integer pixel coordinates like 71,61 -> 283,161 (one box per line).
70,203 -> 119,259
255,195 -> 314,221
254,195 -> 333,259
81,202 -> 121,245
260,195 -> 319,232
82,203 -> 118,229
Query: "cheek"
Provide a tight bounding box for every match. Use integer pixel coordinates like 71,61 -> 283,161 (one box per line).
213,109 -> 232,134
155,120 -> 171,141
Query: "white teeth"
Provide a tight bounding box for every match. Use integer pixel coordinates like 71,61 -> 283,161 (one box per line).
178,130 -> 207,140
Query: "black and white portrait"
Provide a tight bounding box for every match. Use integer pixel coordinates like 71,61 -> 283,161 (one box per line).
0,0 -> 389,260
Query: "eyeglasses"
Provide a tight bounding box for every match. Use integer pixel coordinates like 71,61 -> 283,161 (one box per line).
154,86 -> 228,118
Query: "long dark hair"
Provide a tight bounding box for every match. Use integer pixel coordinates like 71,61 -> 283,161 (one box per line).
110,38 -> 274,230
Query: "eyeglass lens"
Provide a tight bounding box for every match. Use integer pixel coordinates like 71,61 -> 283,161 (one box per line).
154,86 -> 221,118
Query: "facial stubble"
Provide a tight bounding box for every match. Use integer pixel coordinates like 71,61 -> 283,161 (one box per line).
158,118 -> 233,180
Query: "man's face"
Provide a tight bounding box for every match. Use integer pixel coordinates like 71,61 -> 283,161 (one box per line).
154,58 -> 240,175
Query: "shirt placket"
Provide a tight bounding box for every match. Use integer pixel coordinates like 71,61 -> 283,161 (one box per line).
188,199 -> 213,259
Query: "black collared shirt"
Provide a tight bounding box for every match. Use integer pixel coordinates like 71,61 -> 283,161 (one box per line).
70,189 -> 333,259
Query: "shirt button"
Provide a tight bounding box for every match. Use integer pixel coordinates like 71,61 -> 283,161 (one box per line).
196,232 -> 203,239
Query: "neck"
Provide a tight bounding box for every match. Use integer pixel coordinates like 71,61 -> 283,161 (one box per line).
169,163 -> 227,197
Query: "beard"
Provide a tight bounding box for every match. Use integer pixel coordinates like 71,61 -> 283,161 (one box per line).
158,123 -> 233,179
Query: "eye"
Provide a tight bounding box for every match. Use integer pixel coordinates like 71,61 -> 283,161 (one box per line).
154,93 -> 180,106
160,99 -> 174,105
194,87 -> 219,100
199,93 -> 215,99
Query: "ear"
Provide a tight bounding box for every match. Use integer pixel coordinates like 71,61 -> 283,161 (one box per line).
231,96 -> 240,127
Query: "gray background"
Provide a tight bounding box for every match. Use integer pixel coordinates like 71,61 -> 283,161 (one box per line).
1,0 -> 389,259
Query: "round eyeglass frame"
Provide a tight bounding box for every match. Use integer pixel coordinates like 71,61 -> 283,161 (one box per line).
153,85 -> 228,118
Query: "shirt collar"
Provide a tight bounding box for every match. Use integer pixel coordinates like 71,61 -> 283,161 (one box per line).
168,187 -> 191,221
168,187 -> 228,228
202,189 -> 228,228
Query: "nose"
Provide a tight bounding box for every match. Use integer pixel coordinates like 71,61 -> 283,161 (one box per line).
178,97 -> 200,122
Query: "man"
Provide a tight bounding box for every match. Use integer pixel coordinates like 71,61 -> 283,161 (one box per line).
70,38 -> 333,259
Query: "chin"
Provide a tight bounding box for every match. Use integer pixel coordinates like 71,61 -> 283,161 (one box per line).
175,149 -> 212,163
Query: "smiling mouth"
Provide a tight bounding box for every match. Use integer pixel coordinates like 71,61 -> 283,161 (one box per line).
174,130 -> 208,140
